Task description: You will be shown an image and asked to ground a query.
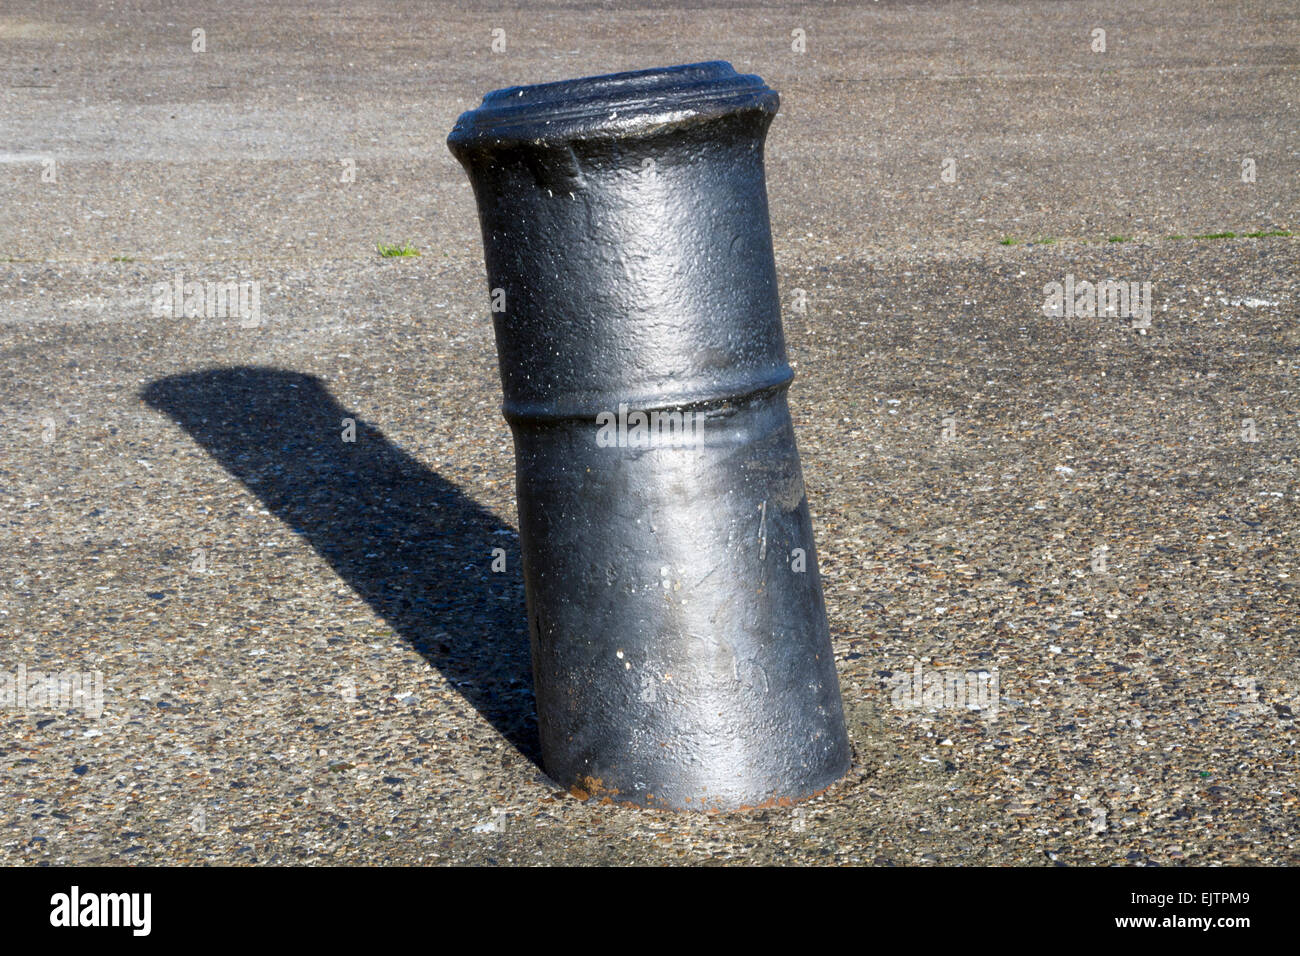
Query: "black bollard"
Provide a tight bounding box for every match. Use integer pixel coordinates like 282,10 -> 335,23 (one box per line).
448,61 -> 850,810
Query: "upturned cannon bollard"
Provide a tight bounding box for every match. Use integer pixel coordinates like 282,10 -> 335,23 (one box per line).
448,61 -> 850,810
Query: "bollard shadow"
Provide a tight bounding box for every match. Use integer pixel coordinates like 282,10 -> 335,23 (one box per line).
140,367 -> 539,765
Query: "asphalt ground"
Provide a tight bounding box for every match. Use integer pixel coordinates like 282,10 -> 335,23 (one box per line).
0,1 -> 1296,864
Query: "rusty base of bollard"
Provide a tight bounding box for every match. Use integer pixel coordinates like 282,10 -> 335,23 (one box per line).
448,62 -> 851,810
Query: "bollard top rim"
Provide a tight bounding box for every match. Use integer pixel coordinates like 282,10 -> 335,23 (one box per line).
447,61 -> 777,154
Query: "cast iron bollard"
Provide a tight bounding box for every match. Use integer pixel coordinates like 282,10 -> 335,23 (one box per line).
448,61 -> 850,810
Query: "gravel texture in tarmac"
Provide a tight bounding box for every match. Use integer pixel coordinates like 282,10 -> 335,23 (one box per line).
0,1 -> 1296,864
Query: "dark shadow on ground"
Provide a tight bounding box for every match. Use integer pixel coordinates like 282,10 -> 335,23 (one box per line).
141,367 -> 539,764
